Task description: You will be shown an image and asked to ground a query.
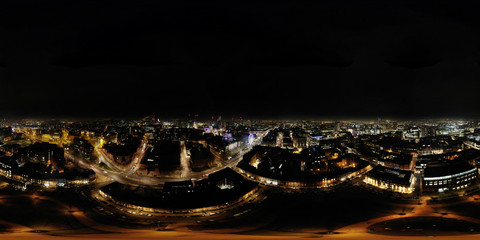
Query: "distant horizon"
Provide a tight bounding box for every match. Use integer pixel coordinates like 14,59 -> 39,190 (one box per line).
1,115 -> 478,122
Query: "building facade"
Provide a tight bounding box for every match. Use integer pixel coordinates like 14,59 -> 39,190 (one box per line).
422,161 -> 478,192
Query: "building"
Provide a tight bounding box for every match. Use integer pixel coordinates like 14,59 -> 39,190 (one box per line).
363,165 -> 415,194
208,135 -> 243,160
0,145 -> 95,189
187,141 -> 216,171
282,137 -> 294,149
237,145 -> 371,189
376,151 -> 414,171
292,135 -> 309,149
69,137 -> 95,161
422,161 -> 478,193
103,136 -> 141,166
137,140 -> 181,176
421,126 -> 437,137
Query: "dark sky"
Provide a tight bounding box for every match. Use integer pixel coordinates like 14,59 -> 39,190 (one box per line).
1,0 -> 480,119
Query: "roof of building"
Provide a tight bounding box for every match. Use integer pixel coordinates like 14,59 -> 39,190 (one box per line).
424,161 -> 476,178
366,165 -> 413,186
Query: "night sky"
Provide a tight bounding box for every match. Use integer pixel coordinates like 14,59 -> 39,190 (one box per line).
1,0 -> 480,119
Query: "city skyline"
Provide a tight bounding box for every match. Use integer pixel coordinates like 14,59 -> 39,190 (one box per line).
1,117 -> 480,239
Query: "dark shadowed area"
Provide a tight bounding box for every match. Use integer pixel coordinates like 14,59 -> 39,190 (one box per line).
1,0 -> 480,119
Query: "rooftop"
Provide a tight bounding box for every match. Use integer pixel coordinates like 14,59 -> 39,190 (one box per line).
366,165 -> 413,186
424,161 -> 476,178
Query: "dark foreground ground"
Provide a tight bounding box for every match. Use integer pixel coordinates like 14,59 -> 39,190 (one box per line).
1,181 -> 480,239
369,217 -> 480,236
190,185 -> 405,234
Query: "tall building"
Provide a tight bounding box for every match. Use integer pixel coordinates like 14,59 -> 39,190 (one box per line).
276,132 -> 284,148
421,126 -> 437,137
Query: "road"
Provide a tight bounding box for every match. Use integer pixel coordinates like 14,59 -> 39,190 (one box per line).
64,133 -> 265,189
179,140 -> 192,178
123,136 -> 263,184
82,137 -> 469,187
65,134 -> 152,187
92,185 -> 267,222
96,134 -> 149,175
464,141 -> 480,150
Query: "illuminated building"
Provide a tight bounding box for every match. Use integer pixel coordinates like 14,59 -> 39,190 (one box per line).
0,142 -> 95,188
375,151 -> 414,171
292,135 -> 309,149
0,157 -> 94,188
363,165 -> 415,194
238,145 -> 371,189
417,136 -> 463,156
422,161 -> 478,193
69,137 -> 94,161
276,132 -> 284,148
421,126 -> 437,137
208,135 -> 243,160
